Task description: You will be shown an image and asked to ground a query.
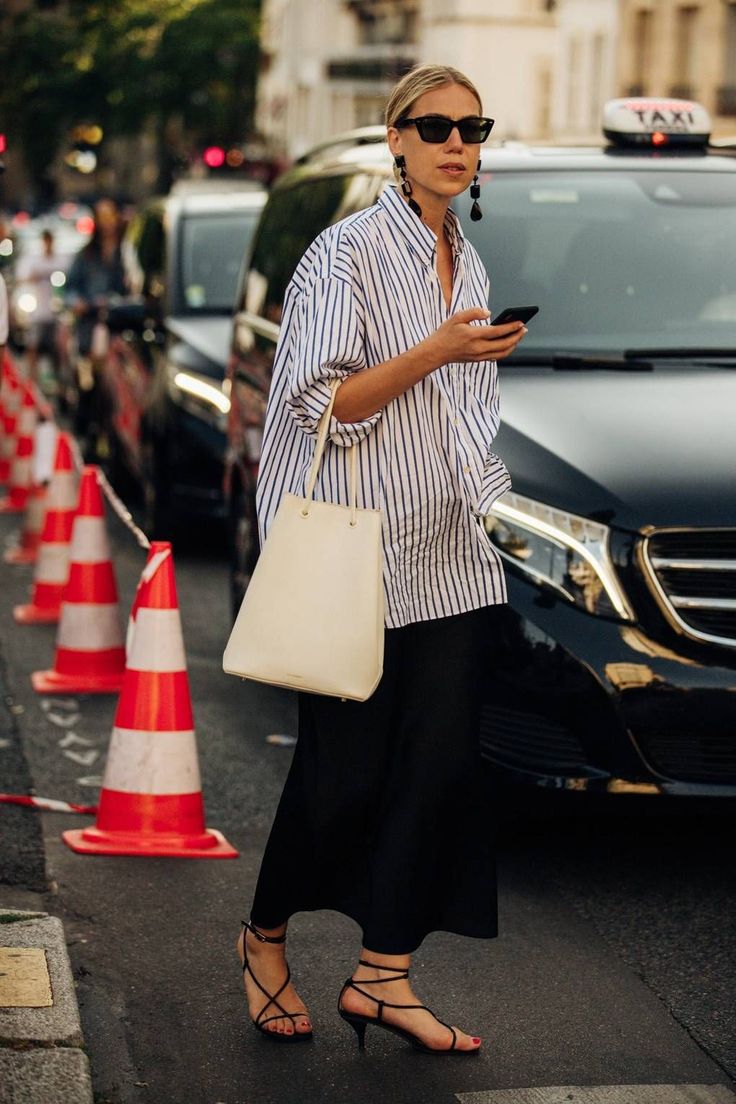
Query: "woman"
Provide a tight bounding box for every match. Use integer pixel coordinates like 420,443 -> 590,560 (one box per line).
237,64 -> 527,1054
65,198 -> 126,441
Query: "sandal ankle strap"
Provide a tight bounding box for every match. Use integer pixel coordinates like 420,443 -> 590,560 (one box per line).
357,957 -> 410,975
242,919 -> 287,945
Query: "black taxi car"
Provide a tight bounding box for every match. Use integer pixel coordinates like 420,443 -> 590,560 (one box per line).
224,99 -> 736,796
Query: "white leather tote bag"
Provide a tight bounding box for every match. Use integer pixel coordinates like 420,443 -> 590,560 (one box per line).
223,382 -> 384,701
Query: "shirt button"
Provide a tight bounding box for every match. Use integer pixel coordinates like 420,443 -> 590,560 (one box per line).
463,465 -> 471,474
453,418 -> 459,427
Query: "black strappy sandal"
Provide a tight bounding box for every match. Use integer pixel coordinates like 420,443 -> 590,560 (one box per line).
238,920 -> 313,1043
337,958 -> 480,1055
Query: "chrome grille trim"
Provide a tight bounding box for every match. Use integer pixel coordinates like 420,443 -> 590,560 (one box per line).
670,596 -> 736,610
639,528 -> 736,649
650,557 -> 736,571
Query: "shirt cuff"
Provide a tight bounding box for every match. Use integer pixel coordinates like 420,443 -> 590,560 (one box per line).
287,375 -> 382,446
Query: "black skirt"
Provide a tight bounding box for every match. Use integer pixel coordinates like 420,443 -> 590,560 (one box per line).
250,605 -> 499,954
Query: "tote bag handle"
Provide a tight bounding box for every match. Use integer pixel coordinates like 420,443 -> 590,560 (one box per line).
302,380 -> 358,525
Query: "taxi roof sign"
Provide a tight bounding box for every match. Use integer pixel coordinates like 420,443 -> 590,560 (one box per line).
603,98 -> 711,147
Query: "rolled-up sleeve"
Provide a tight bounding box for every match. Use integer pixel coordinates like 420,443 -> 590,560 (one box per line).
286,276 -> 382,446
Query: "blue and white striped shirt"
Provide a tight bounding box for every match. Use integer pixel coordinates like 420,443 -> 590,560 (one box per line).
256,185 -> 511,629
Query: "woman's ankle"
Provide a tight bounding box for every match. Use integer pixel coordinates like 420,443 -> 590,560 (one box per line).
354,947 -> 411,980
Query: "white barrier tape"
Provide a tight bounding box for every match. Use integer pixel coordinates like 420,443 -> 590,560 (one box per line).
68,516 -> 111,564
126,608 -> 186,672
97,467 -> 151,551
103,728 -> 201,794
0,793 -> 96,815
67,437 -> 151,550
58,602 -> 125,650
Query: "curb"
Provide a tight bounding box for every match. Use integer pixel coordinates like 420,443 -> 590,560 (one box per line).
0,908 -> 93,1104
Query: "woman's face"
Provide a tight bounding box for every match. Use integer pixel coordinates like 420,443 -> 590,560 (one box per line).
388,82 -> 482,210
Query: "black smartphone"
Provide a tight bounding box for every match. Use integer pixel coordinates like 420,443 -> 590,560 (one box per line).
490,305 -> 539,326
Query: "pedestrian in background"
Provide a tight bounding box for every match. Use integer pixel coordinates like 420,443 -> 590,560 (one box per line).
16,228 -> 61,385
65,197 -> 126,446
238,63 -> 527,1054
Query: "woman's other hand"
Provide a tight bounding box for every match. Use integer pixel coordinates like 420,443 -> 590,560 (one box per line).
427,307 -> 526,367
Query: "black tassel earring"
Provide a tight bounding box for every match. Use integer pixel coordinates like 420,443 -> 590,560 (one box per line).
394,154 -> 422,218
470,158 -> 483,221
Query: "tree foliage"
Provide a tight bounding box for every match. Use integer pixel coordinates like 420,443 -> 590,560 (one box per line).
0,0 -> 261,196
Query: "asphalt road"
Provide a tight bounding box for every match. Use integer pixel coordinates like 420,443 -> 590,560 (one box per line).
1,498 -> 735,1104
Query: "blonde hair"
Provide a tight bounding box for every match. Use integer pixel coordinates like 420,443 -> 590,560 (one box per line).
385,64 -> 482,129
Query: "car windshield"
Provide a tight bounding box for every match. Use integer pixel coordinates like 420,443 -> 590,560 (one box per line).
458,169 -> 736,358
179,211 -> 259,313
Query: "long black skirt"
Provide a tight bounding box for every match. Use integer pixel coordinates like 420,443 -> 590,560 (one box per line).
250,605 -> 499,955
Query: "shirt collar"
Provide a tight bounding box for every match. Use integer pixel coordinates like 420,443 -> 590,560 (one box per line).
379,185 -> 466,267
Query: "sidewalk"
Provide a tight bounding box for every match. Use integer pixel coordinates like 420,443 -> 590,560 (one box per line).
0,899 -> 93,1104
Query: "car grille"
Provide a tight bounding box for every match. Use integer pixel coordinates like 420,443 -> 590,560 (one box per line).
639,528 -> 736,649
633,690 -> 736,784
479,703 -> 591,775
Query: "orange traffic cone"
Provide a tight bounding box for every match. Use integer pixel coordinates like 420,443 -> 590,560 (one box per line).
3,482 -> 48,564
63,541 -> 238,858
0,373 -> 24,493
0,385 -> 37,514
14,433 -> 77,624
31,466 -> 126,693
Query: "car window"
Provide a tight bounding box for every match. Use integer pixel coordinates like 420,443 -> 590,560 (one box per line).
242,172 -> 381,324
179,211 -> 260,314
457,170 -> 736,355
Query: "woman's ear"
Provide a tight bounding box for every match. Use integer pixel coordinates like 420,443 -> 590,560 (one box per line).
387,127 -> 402,158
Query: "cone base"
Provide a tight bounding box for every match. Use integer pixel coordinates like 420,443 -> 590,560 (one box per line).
4,545 -> 38,565
62,825 -> 238,859
14,604 -> 60,625
31,668 -> 125,694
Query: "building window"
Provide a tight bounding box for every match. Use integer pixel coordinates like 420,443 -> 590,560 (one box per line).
672,5 -> 700,98
718,4 -> 736,115
348,1 -> 419,46
632,9 -> 652,94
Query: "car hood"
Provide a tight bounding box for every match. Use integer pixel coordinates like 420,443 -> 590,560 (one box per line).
495,367 -> 736,531
166,316 -> 232,377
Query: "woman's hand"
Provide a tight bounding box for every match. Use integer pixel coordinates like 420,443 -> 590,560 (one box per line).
332,308 -> 526,424
426,307 -> 527,368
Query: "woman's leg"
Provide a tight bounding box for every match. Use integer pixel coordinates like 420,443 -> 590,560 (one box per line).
339,607 -> 497,1051
244,630 -> 401,1035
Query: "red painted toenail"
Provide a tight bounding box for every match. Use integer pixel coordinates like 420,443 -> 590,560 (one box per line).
472,1037 -> 481,1045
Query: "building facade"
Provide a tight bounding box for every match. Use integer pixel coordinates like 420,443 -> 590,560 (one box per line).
256,0 -> 735,159
619,0 -> 736,131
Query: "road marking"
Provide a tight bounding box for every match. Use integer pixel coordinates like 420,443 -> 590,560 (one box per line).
0,947 -> 52,1008
63,749 -> 100,767
75,774 -> 104,788
456,1088 -> 736,1103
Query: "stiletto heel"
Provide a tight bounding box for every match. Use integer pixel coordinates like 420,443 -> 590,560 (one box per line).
337,959 -> 480,1056
343,1015 -> 367,1049
238,919 -> 313,1043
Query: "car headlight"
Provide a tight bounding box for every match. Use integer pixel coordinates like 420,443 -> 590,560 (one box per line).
167,365 -> 231,433
485,491 -> 634,620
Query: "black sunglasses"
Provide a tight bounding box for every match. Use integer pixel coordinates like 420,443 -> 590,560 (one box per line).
395,114 -> 495,144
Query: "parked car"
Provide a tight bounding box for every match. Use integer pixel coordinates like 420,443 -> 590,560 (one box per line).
92,186 -> 266,534
225,99 -> 736,796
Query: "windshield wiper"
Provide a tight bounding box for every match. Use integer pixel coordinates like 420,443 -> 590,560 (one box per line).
625,347 -> 736,362
505,353 -> 653,370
